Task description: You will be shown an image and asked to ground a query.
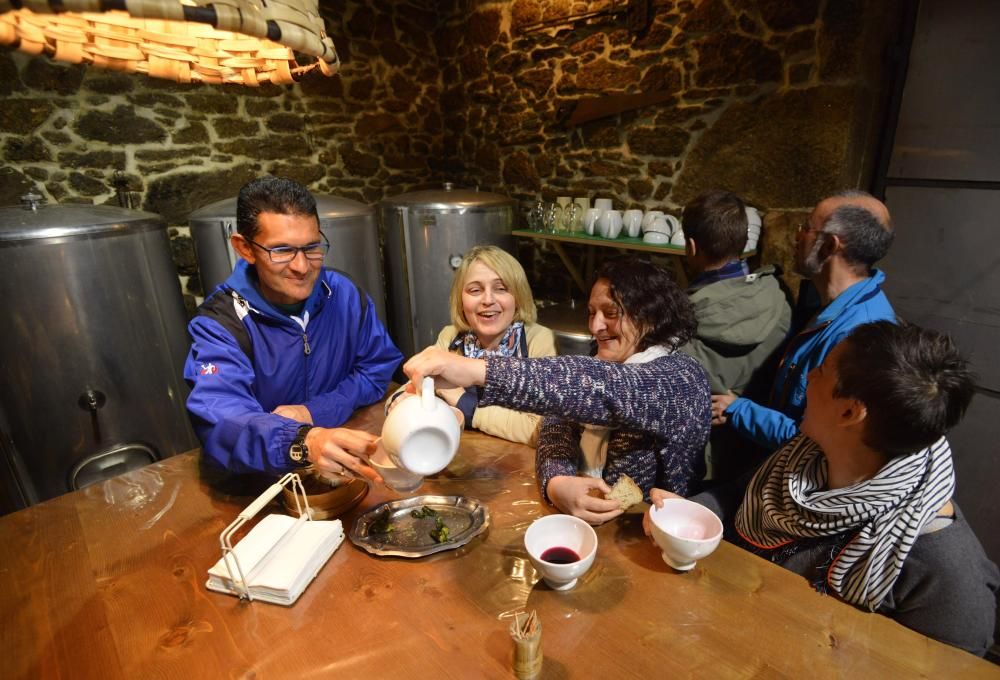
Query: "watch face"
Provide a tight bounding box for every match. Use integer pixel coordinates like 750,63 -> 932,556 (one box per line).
290,443 -> 306,462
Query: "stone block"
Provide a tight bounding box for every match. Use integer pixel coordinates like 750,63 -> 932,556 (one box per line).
0,99 -> 53,134
503,150 -> 541,191
575,59 -> 641,91
569,33 -> 606,56
68,171 -> 107,197
0,52 -> 23,96
628,178 -> 655,201
24,59 -> 84,95
468,9 -> 502,47
627,126 -> 690,157
144,165 -> 259,225
174,122 -> 210,145
348,76 -> 376,101
266,162 -> 326,187
338,144 -> 381,176
5,137 -> 51,163
74,105 -> 166,144
214,118 -> 260,139
0,166 -> 38,205
640,63 -> 682,93
58,150 -> 126,170
266,112 -> 306,133
517,68 -> 555,98
758,0 -> 821,32
184,94 -> 238,115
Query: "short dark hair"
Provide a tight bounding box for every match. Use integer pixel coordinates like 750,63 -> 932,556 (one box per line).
595,256 -> 697,351
834,321 -> 975,457
822,191 -> 893,268
236,176 -> 319,239
681,190 -> 748,262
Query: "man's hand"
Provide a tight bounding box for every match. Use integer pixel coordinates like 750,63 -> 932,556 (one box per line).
273,404 -> 314,424
403,347 -> 486,391
642,487 -> 683,538
305,427 -> 380,482
546,476 -> 623,526
710,391 -> 737,426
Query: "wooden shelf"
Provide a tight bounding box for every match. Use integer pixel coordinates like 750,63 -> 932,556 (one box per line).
512,229 -> 688,256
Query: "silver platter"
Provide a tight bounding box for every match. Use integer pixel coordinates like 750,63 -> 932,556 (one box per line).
349,495 -> 490,558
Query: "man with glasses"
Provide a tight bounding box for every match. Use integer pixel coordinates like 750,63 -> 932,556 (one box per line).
711,190 -> 896,452
184,176 -> 402,479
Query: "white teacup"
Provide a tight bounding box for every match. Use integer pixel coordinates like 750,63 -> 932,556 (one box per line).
583,208 -> 602,235
745,206 -> 762,229
598,209 -> 622,238
646,216 -> 671,235
664,214 -> 681,236
641,210 -> 664,232
593,198 -> 613,212
370,442 -> 423,492
648,499 -> 723,571
623,209 -> 643,237
524,514 -> 597,590
669,229 -> 686,247
642,231 -> 670,244
380,377 -> 461,476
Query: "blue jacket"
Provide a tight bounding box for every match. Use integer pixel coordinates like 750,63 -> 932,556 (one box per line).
725,270 -> 896,449
184,260 -> 402,474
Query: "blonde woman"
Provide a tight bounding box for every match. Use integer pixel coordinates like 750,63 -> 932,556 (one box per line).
392,246 -> 556,445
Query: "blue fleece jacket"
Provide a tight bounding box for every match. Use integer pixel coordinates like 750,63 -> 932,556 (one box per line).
184,260 -> 402,474
725,269 -> 896,449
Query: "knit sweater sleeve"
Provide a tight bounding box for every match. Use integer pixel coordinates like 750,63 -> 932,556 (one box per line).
480,353 -> 710,435
535,416 -> 583,502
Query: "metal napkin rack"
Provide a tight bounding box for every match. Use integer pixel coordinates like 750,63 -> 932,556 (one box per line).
217,472 -> 310,601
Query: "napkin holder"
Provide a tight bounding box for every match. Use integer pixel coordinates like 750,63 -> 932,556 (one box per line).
207,472 -> 344,605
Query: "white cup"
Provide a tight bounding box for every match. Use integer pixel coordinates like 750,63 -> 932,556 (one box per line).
583,208 -> 602,235
623,209 -> 643,238
648,499 -> 723,571
745,206 -> 762,229
594,198 -> 613,212
642,231 -> 670,244
669,229 -> 687,247
598,209 -> 622,238
370,442 -> 423,492
380,377 -> 461,476
647,216 -> 671,235
641,210 -> 665,232
524,514 -> 598,590
663,214 -> 681,236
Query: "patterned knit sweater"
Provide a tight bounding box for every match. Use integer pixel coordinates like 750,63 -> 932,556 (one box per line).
481,353 -> 711,501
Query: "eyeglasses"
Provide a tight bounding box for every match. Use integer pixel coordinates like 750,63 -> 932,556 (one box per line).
245,232 -> 330,263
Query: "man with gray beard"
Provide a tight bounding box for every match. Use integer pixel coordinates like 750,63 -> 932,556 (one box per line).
710,190 -> 896,451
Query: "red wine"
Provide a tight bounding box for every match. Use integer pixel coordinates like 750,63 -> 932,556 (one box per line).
540,546 -> 580,564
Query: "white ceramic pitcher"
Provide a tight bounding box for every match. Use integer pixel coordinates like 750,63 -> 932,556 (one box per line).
380,377 -> 461,476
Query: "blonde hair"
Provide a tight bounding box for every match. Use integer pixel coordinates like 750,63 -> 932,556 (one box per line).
449,245 -> 537,333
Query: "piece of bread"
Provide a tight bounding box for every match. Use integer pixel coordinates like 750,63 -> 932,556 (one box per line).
607,474 -> 643,510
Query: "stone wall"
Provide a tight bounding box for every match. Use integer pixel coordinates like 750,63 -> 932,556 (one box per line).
0,0 -> 447,314
435,0 -> 903,299
1,0 -> 902,311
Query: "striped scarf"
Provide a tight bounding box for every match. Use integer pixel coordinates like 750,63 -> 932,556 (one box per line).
734,434 -> 955,611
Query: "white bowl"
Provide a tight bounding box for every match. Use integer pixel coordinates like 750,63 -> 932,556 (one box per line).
642,231 -> 670,244
648,499 -> 722,571
524,514 -> 598,590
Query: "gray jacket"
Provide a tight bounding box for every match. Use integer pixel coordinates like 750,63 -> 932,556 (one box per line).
679,265 -> 791,395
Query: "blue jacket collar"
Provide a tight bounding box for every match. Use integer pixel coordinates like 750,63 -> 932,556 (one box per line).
225,259 -> 329,321
815,269 -> 885,325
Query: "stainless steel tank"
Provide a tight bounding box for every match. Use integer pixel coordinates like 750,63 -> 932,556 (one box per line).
537,301 -> 595,356
0,194 -> 197,508
189,194 -> 386,322
380,183 -> 515,358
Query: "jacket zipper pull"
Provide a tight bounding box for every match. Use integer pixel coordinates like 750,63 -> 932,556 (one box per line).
303,332 -> 311,356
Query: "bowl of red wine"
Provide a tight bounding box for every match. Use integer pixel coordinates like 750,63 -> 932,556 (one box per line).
524,514 -> 598,590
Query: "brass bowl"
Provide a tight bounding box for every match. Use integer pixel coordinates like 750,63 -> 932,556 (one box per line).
283,473 -> 369,520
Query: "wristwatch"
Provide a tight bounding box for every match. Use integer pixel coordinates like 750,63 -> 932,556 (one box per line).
288,425 -> 313,465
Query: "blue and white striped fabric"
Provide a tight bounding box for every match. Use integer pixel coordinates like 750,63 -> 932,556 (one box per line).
734,434 -> 955,610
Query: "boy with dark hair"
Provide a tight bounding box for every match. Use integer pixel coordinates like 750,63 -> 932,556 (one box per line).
677,190 -> 792,480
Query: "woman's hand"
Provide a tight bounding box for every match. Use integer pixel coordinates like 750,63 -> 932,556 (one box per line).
404,347 -> 487,390
305,427 -> 381,483
435,385 -> 467,408
642,487 -> 683,538
546,475 -> 623,526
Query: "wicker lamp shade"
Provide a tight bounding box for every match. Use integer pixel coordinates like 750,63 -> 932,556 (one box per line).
0,0 -> 339,85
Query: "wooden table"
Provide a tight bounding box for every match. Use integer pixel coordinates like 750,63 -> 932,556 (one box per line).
2,402 -> 996,679
514,229 -> 758,292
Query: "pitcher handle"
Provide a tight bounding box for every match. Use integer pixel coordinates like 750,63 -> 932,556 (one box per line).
421,376 -> 437,412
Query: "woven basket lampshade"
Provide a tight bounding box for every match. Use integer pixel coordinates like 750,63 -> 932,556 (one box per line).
0,0 -> 339,85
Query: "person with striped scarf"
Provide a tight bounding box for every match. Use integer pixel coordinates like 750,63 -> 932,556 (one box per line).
647,321 -> 999,656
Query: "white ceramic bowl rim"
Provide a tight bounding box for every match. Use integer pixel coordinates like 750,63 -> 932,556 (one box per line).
524,514 -> 598,562
649,499 -> 723,543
